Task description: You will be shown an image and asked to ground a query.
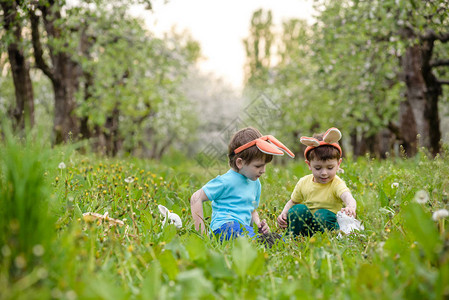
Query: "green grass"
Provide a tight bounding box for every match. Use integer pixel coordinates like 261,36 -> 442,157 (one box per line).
1,134 -> 448,299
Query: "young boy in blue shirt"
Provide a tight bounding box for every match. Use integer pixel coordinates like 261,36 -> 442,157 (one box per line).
190,127 -> 294,240
277,128 -> 357,236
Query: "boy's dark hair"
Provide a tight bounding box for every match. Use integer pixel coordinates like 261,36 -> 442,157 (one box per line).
228,127 -> 273,170
306,133 -> 341,161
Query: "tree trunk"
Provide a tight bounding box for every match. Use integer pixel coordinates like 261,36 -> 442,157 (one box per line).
30,4 -> 81,144
351,129 -> 393,159
52,69 -> 80,143
373,129 -> 393,159
398,99 -> 418,156
90,106 -> 121,156
1,1 -> 34,130
400,42 -> 442,156
156,136 -> 175,159
79,25 -> 95,141
104,105 -> 121,156
351,131 -> 362,158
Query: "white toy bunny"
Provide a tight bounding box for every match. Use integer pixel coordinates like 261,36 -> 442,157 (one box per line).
336,211 -> 364,236
158,204 -> 182,229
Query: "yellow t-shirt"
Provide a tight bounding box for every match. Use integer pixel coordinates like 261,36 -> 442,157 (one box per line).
291,174 -> 350,213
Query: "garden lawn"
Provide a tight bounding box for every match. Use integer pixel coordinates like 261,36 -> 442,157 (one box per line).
1,137 -> 448,299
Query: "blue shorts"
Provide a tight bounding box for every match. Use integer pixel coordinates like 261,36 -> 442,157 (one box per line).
213,221 -> 256,241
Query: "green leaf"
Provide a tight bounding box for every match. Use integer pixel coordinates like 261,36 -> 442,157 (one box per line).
140,261 -> 162,299
206,251 -> 234,279
247,251 -> 266,276
74,203 -> 83,218
133,188 -> 143,200
139,210 -> 154,233
184,234 -> 207,262
231,238 -> 258,278
377,187 -> 389,207
161,223 -> 177,243
403,203 -> 441,262
158,250 -> 179,281
84,275 -> 127,299
173,269 -> 214,298
355,263 -> 382,291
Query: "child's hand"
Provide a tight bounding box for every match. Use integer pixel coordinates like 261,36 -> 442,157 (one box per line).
341,206 -> 356,218
258,219 -> 270,234
340,192 -> 357,218
277,212 -> 288,228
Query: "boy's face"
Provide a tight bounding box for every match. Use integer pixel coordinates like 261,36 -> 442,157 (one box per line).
306,158 -> 342,184
236,158 -> 267,181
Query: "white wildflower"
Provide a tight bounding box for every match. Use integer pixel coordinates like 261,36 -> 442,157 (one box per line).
58,162 -> 66,169
376,241 -> 385,256
337,167 -> 344,174
432,209 -> 449,221
14,255 -> 27,269
36,267 -> 48,279
391,182 -> 399,188
51,289 -> 63,299
1,245 -> 11,257
414,190 -> 429,204
32,244 -> 45,257
66,291 -> 77,300
124,176 -> 134,183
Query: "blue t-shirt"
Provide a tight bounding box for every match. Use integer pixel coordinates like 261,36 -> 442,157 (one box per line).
202,169 -> 261,231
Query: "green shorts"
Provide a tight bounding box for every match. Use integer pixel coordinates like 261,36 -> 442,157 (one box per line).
287,204 -> 339,236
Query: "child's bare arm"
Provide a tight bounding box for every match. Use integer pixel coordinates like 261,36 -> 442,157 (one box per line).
190,189 -> 209,234
251,210 -> 269,234
277,199 -> 295,228
340,191 -> 357,217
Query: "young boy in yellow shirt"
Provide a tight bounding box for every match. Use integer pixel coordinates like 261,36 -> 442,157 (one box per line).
277,128 -> 357,236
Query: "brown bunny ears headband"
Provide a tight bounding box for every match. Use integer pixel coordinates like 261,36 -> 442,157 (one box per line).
300,127 -> 342,161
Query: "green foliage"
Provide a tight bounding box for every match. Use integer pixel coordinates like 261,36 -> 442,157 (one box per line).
243,1 -> 449,156
1,0 -> 200,156
0,123 -> 60,287
243,9 -> 274,86
0,69 -> 15,117
1,139 -> 449,298
70,2 -> 200,156
403,202 -> 441,262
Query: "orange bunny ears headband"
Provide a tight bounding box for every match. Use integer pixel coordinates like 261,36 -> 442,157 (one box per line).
300,127 -> 342,160
234,135 -> 295,158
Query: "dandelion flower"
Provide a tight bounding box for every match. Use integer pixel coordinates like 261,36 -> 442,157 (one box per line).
58,162 -> 66,169
391,182 -> 399,188
14,255 -> 27,269
1,245 -> 11,257
414,190 -> 429,204
124,176 -> 134,183
432,209 -> 449,221
32,245 -> 45,257
36,267 -> 48,279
